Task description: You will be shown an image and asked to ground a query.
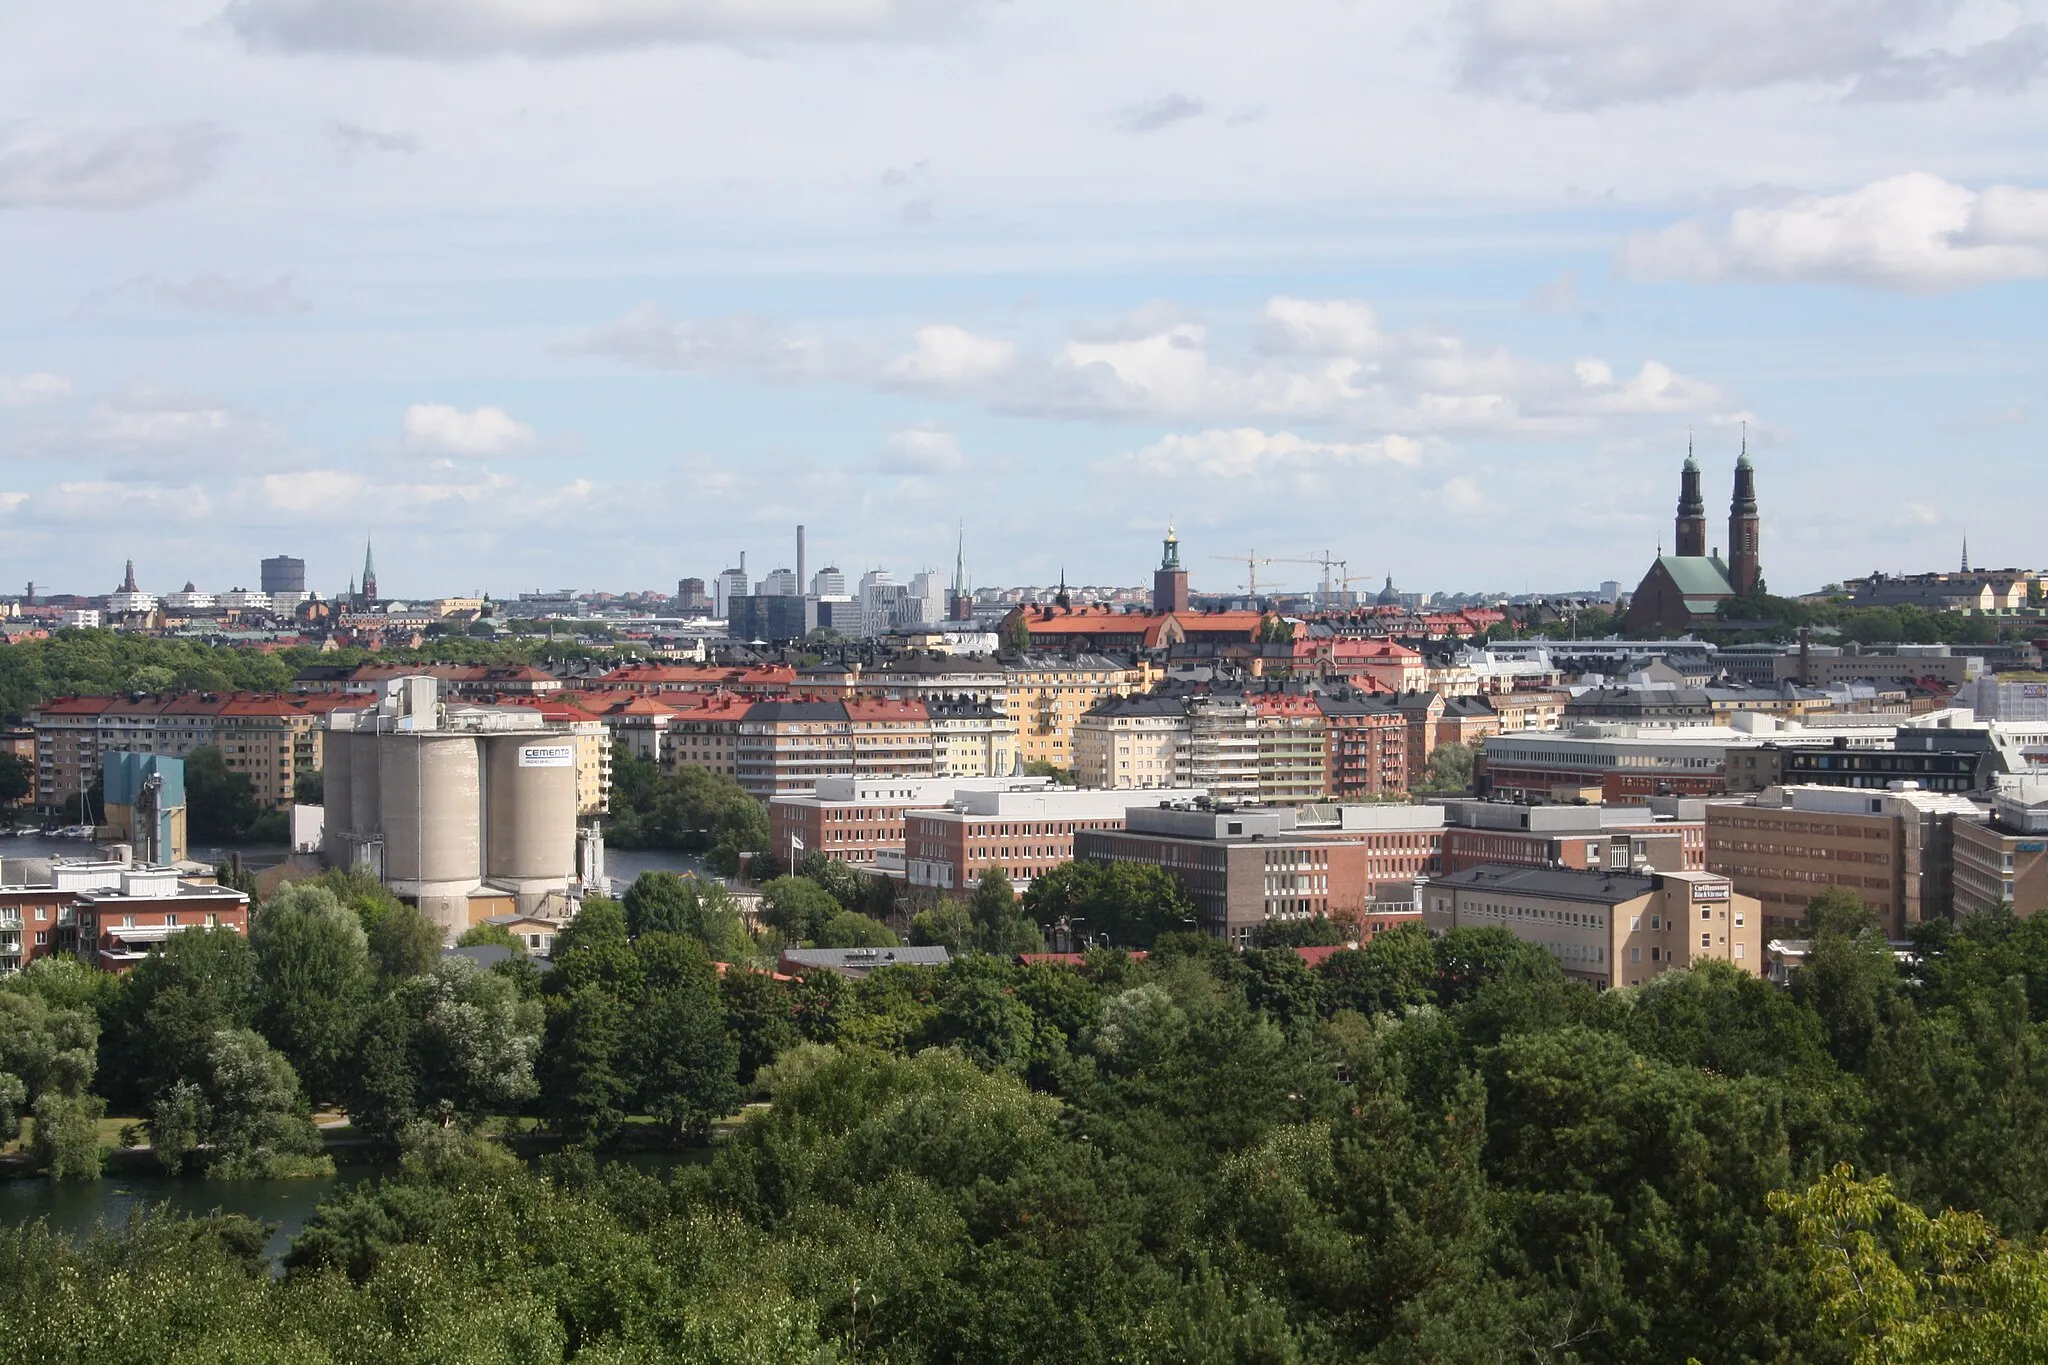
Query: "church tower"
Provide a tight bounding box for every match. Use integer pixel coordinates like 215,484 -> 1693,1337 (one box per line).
1674,439 -> 1706,558
1152,524 -> 1189,614
1728,436 -> 1761,596
360,539 -> 379,605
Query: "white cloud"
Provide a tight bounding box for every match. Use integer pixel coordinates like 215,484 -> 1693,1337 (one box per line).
401,403 -> 537,455
77,273 -> 312,318
1898,500 -> 1942,526
1455,0 -> 2048,107
223,0 -> 982,56
331,122 -> 418,155
1438,475 -> 1486,516
578,295 -> 1739,440
1118,93 -> 1204,133
44,387 -> 283,456
885,324 -> 1015,384
1115,428 -> 1422,481
1621,173 -> 2048,290
0,373 -> 72,408
261,468 -> 365,514
0,124 -> 226,210
1254,297 -> 1386,358
876,424 -> 965,474
566,304 -> 838,380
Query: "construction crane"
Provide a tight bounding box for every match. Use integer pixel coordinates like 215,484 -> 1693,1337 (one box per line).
1270,553 -> 1350,610
1211,551 -> 1275,598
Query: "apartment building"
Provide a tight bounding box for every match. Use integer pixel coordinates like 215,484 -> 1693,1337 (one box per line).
1250,693 -> 1328,805
1073,696 -> 1187,791
1423,865 -> 1762,988
733,699 -> 936,799
1706,784 -> 1986,938
0,860 -> 249,975
1318,693 -> 1411,798
31,692 -> 353,811
1953,777 -> 2048,917
1491,689 -> 1569,733
769,776 -> 1053,870
905,785 -> 1205,893
1001,655 -> 1148,774
926,695 -> 1021,778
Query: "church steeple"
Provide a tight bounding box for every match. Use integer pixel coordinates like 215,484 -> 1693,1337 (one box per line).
1728,427 -> 1761,596
1962,533 -> 1970,574
1674,436 -> 1706,558
360,539 -> 378,603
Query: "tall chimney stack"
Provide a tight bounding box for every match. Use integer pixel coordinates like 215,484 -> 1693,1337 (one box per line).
797,524 -> 806,594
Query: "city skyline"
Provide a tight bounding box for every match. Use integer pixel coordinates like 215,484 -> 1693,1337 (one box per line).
3,2 -> 2046,595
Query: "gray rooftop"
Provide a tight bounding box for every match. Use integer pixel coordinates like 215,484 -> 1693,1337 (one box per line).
1436,864 -> 1656,904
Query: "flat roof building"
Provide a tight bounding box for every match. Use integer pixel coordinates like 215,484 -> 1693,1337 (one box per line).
1706,783 -> 1986,939
1422,864 -> 1761,989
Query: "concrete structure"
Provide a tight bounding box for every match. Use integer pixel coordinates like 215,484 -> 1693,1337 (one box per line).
260,555 -> 306,595
1423,865 -> 1762,988
321,676 -> 587,934
1706,784 -> 1986,939
1953,776 -> 2048,917
905,785 -> 1206,893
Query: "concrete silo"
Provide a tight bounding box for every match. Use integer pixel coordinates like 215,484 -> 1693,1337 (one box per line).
346,728 -> 382,860
378,731 -> 484,932
320,720 -> 354,861
483,734 -> 578,910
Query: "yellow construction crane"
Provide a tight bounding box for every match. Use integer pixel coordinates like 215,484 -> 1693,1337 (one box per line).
1211,551 -> 1277,597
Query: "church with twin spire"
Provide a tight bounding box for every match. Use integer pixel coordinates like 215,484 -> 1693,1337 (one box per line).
1622,440 -> 1763,633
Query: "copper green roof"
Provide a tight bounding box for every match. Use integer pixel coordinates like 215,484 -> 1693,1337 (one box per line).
1656,555 -> 1735,598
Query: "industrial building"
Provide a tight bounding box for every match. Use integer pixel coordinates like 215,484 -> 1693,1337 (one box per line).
100,750 -> 187,864
321,676 -> 597,935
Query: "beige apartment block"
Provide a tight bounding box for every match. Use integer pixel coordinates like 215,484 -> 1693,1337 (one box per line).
1424,865 -> 1763,989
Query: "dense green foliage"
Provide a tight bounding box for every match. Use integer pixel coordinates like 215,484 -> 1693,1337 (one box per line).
0,630 -> 656,724
17,875 -> 2048,1359
605,747 -> 772,875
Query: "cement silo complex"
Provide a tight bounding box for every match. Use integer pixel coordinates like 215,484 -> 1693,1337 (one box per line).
321,676 -> 593,934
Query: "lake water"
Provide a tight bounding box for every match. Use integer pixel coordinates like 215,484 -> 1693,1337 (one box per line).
0,1163 -> 378,1263
0,1150 -> 701,1265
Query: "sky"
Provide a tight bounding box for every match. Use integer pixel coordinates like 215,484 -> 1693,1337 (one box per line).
2,0 -> 2046,602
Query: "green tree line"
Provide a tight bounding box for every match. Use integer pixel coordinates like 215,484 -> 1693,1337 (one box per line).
10,875 -> 2048,1357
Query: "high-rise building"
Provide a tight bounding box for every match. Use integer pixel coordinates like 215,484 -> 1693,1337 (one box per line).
759,567 -> 800,596
261,555 -> 307,595
811,566 -> 846,597
714,555 -> 749,619
676,577 -> 709,610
